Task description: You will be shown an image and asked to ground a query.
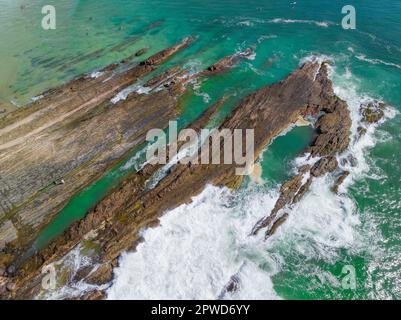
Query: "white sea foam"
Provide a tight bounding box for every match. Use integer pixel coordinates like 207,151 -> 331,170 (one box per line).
344,67 -> 352,80
299,54 -> 334,66
106,167 -> 362,299
244,62 -> 264,76
31,94 -> 44,102
145,141 -> 200,190
355,54 -> 401,70
10,100 -> 20,107
331,64 -> 398,186
268,18 -> 333,28
243,52 -> 256,61
111,82 -> 151,104
181,59 -> 211,103
89,71 -> 104,79
121,146 -> 148,171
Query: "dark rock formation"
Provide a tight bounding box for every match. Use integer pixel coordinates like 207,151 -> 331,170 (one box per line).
135,48 -> 149,57
199,48 -> 254,76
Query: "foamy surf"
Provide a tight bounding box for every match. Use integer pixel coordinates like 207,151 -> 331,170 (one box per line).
38,245 -> 109,300
267,18 -> 333,28
107,185 -> 282,300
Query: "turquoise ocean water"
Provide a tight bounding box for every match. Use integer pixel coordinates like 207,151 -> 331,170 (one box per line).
1,0 -> 401,299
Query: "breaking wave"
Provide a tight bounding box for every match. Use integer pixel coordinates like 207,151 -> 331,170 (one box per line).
355,54 -> 401,71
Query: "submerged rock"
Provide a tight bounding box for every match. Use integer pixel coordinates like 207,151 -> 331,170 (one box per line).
252,61 -> 352,238
332,171 -> 350,194
135,47 -> 149,57
357,126 -> 367,138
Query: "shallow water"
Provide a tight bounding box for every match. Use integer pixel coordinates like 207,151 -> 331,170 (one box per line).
1,0 -> 401,299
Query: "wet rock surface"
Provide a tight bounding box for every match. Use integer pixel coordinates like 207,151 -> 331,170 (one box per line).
199,48 -> 254,76
252,61 -> 352,238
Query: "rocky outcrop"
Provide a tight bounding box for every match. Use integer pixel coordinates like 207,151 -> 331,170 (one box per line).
332,171 -> 350,194
361,101 -> 385,124
199,48 -> 254,76
0,60 -> 355,300
252,61 -> 352,238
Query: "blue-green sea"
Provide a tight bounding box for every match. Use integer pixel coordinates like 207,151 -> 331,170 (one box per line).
1,0 -> 401,300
